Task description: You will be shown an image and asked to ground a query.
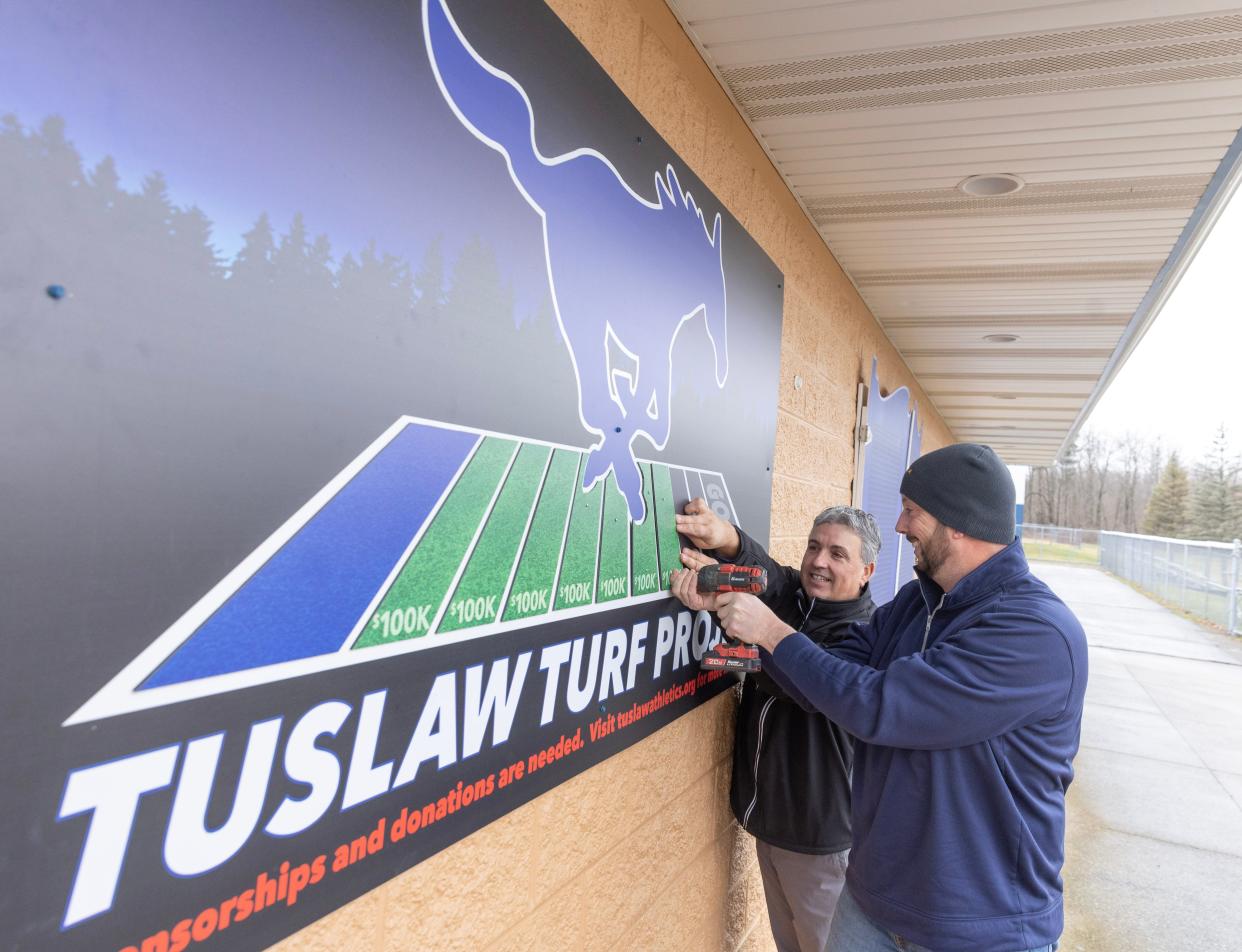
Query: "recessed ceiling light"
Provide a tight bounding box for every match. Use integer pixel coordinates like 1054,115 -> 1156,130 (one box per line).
983,333 -> 1020,343
993,394 -> 1018,400
958,173 -> 1025,197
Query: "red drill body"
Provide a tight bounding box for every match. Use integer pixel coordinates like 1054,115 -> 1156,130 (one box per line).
696,563 -> 768,595
697,563 -> 766,673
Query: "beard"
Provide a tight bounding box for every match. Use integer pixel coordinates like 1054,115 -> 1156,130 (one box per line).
913,524 -> 952,578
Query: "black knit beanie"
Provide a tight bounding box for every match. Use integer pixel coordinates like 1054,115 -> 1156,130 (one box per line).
899,443 -> 1015,544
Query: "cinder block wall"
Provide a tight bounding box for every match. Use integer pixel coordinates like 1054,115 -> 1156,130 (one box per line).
277,1 -> 952,949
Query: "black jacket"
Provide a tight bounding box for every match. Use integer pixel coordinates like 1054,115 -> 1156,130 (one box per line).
724,528 -> 875,854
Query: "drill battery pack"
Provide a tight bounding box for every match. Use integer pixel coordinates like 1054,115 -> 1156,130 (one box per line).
700,639 -> 762,673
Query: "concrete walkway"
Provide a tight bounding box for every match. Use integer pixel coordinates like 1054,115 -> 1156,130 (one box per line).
1033,562 -> 1242,952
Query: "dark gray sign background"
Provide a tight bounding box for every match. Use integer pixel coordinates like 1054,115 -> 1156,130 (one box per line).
0,1 -> 783,948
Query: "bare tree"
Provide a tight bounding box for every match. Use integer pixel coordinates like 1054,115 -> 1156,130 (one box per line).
1026,429 -> 1163,532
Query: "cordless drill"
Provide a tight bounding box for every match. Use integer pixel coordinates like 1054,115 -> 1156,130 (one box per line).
697,564 -> 767,673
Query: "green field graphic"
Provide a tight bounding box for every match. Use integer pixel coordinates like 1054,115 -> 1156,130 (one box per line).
629,464 -> 661,596
501,448 -> 579,622
439,443 -> 552,633
351,432 -> 732,648
596,469 -> 631,603
554,462 -> 606,611
355,436 -> 517,647
651,464 -> 684,588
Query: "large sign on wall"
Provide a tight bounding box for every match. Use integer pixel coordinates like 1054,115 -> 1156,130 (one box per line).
0,1 -> 784,949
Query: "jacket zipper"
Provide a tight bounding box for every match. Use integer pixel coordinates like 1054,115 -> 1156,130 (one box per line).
742,596 -> 816,829
921,594 -> 946,652
742,696 -> 775,828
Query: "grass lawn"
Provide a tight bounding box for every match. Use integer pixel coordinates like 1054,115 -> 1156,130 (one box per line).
1021,540 -> 1100,565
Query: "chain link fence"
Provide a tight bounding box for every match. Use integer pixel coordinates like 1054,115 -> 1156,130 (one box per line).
1099,531 -> 1242,634
1017,523 -> 1100,566
1018,523 -> 1099,547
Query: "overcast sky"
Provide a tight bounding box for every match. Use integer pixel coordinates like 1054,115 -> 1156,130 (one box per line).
1083,181 -> 1242,465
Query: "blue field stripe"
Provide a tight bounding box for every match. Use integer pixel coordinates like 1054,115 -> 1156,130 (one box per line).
141,422 -> 478,687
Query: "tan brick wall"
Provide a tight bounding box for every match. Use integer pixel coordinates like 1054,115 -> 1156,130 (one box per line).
279,0 -> 954,948
275,693 -> 745,952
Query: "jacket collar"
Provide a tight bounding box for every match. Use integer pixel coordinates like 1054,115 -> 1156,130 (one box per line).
796,582 -> 876,623
916,537 -> 1027,611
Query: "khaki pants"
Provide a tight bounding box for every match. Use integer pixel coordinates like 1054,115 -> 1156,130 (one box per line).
756,840 -> 850,952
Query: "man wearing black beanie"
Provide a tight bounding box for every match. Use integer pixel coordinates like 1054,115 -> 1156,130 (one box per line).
671,443 -> 1088,952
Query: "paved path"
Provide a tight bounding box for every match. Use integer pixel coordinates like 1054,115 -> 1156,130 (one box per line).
1033,562 -> 1242,952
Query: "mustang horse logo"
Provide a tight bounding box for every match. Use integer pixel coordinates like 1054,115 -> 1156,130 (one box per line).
424,0 -> 729,521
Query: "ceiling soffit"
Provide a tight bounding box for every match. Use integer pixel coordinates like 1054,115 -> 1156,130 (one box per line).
668,1 -> 1242,464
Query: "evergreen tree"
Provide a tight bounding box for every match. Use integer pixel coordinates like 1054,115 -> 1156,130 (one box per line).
336,250 -> 361,296
413,234 -> 446,319
336,240 -> 414,338
309,233 -> 334,276
37,115 -> 85,188
445,236 -> 511,331
382,249 -> 414,304
1189,425 -> 1241,541
353,240 -> 413,298
89,156 -> 122,211
305,233 -> 336,301
230,213 -> 276,284
138,171 -> 174,234
170,205 -> 222,277
1142,453 -> 1190,538
272,212 -> 311,280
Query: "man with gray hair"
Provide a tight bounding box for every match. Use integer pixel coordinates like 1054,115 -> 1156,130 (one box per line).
676,499 -> 880,952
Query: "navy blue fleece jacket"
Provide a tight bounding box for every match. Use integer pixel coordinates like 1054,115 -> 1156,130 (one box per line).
763,540 -> 1087,952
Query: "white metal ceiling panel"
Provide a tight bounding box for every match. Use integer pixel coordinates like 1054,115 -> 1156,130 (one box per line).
888,326 -> 1128,350
670,0 -> 1242,464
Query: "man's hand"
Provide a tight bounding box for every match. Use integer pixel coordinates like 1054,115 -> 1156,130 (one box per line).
679,547 -> 719,574
669,548 -> 720,612
675,498 -> 740,557
716,593 -> 796,653
668,548 -> 720,612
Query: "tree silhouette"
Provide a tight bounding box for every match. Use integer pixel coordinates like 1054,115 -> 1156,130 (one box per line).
336,250 -> 361,294
1,110 -> 617,473
34,115 -> 84,188
445,236 -> 512,336
230,212 -> 276,285
138,172 -> 173,229
337,239 -> 413,330
272,212 -> 310,278
382,249 -> 413,303
170,205 -> 222,277
309,234 -> 334,281
413,234 -> 446,320
89,156 -> 122,211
